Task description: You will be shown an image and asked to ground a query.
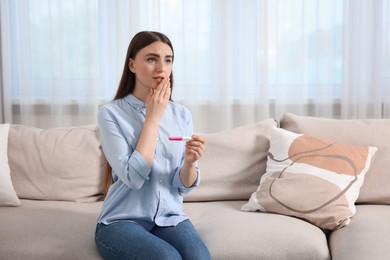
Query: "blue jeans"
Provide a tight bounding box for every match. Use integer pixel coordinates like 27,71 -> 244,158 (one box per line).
95,219 -> 211,260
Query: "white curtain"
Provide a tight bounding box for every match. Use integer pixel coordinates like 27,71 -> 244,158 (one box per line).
1,0 -> 389,133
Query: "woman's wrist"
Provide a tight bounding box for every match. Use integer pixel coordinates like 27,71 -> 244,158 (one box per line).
143,117 -> 160,128
180,161 -> 198,188
183,161 -> 196,169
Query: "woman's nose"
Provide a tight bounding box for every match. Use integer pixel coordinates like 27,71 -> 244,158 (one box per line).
156,60 -> 165,72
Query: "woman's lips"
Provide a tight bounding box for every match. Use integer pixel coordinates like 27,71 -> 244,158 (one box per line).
153,76 -> 164,83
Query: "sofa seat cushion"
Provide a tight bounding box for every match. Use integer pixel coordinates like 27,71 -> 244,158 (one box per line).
0,199 -> 103,260
184,200 -> 331,260
1,200 -> 330,260
328,205 -> 390,260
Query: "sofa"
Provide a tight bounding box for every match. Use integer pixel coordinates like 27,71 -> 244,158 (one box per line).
1,112 -> 390,260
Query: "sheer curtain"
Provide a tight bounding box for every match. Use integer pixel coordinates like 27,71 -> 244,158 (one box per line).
1,0 -> 389,132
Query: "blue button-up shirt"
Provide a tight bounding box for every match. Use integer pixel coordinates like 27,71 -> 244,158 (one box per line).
97,94 -> 200,229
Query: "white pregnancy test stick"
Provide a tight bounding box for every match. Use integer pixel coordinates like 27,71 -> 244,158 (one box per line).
168,136 -> 192,141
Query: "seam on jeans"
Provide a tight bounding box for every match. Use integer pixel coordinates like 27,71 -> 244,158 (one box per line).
95,236 -> 132,259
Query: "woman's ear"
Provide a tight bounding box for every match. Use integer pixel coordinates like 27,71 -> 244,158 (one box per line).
128,59 -> 136,73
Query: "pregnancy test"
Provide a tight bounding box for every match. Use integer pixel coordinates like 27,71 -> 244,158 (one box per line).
168,136 -> 192,141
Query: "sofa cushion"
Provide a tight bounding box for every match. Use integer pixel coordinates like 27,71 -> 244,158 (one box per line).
328,205 -> 390,260
184,200 -> 330,260
0,199 -> 330,260
242,127 -> 377,230
0,124 -> 20,206
184,118 -> 277,201
280,112 -> 390,204
0,199 -> 102,260
8,124 -> 105,202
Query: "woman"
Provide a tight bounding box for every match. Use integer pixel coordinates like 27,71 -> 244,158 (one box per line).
94,31 -> 211,260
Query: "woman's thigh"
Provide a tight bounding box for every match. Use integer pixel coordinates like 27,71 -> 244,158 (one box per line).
152,219 -> 211,260
95,221 -> 181,260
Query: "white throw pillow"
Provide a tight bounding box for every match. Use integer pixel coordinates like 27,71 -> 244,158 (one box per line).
0,124 -> 20,206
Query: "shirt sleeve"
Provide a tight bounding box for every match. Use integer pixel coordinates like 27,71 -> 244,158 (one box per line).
172,164 -> 201,194
98,106 -> 151,190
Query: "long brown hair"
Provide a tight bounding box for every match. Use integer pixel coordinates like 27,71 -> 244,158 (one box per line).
102,31 -> 175,196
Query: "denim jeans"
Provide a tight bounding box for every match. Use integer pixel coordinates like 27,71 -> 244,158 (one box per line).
95,219 -> 211,260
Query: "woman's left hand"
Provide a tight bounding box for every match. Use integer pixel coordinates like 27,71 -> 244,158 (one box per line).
184,135 -> 206,164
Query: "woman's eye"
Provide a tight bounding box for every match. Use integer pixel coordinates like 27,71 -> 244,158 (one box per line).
147,58 -> 156,63
165,59 -> 172,64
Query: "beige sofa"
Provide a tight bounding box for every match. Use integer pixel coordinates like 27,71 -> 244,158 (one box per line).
1,112 -> 390,260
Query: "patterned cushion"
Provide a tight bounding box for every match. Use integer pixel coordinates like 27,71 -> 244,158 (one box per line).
242,127 -> 377,230
280,112 -> 390,204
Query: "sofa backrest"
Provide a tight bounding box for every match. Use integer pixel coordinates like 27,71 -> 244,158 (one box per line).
8,124 -> 105,202
184,119 -> 277,201
9,113 -> 388,205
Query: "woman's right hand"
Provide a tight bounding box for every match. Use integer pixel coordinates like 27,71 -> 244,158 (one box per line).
145,77 -> 171,123
136,77 -> 171,166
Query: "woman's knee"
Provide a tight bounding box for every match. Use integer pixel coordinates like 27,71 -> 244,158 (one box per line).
179,241 -> 211,260
152,220 -> 211,260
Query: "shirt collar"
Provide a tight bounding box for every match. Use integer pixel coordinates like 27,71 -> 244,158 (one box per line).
124,94 -> 146,112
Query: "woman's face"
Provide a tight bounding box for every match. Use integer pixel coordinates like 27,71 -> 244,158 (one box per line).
129,41 -> 173,92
